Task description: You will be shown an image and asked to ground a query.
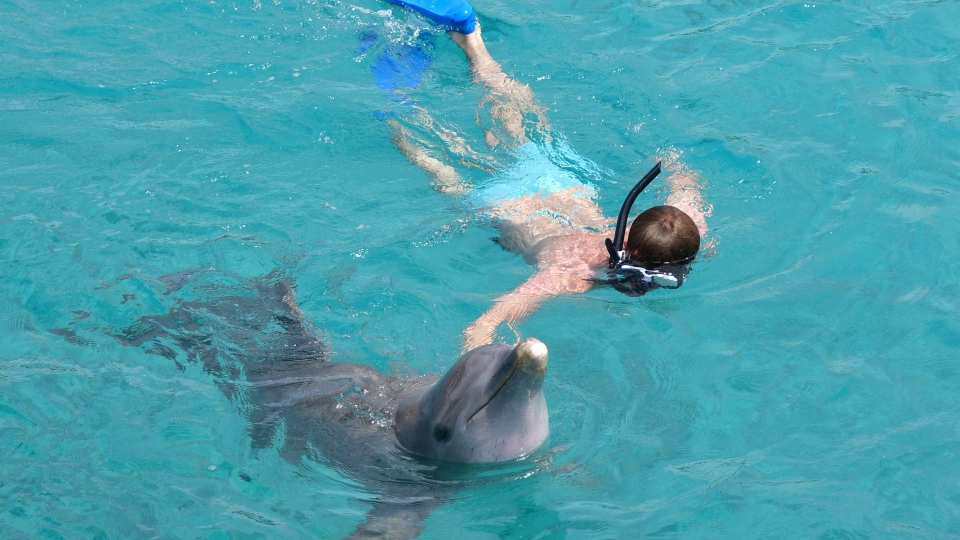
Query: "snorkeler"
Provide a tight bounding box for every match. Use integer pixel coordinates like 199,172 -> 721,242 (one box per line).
383,11 -> 711,350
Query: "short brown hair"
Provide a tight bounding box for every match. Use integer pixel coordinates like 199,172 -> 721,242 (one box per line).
625,205 -> 700,266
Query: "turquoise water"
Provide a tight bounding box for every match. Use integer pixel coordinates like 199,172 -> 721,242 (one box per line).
2,0 -> 960,537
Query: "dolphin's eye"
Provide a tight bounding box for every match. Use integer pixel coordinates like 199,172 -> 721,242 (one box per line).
433,425 -> 451,443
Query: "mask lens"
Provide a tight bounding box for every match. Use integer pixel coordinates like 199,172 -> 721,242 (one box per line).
651,273 -> 678,287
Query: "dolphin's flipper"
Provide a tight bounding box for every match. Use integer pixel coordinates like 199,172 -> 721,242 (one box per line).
347,496 -> 445,540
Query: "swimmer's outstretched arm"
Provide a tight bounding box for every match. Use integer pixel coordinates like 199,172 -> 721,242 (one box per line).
463,263 -> 592,351
663,159 -> 711,237
449,26 -> 548,145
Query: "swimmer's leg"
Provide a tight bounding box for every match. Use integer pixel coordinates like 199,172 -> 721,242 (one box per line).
450,25 -> 549,146
409,105 -> 495,172
389,118 -> 469,194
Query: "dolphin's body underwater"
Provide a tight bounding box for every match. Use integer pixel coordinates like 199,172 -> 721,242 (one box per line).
114,272 -> 550,538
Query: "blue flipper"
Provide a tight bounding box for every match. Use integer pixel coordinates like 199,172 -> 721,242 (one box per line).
385,0 -> 476,34
371,32 -> 435,93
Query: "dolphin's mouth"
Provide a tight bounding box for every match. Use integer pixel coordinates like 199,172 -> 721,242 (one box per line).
465,366 -> 517,425
464,339 -> 548,425
465,350 -> 521,425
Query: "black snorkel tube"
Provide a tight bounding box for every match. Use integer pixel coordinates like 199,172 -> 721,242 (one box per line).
605,161 -> 662,268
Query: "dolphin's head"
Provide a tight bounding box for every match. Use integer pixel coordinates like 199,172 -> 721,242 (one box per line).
394,338 -> 549,463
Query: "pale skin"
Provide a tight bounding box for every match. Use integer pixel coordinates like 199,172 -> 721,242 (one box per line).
389,25 -> 710,350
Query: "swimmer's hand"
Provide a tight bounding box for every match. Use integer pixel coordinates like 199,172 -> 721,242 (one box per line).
462,264 -> 594,352
463,316 -> 497,352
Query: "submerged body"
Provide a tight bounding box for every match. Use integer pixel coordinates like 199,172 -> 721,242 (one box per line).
115,272 -> 549,538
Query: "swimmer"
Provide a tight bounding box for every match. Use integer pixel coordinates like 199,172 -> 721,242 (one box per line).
388,22 -> 711,351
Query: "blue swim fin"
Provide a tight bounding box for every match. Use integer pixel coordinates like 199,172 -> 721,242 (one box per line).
370,32 -> 435,93
385,0 -> 476,33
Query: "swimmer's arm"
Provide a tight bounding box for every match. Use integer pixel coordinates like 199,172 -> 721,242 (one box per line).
463,266 -> 592,351
665,170 -> 710,237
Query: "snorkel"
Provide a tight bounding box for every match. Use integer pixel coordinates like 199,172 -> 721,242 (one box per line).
605,161 -> 662,269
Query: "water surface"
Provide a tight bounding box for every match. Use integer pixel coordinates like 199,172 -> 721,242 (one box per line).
2,0 -> 960,537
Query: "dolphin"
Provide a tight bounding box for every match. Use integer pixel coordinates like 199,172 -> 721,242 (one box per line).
110,271 -> 550,538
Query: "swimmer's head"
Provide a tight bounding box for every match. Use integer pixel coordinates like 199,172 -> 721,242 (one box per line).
625,205 -> 700,266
